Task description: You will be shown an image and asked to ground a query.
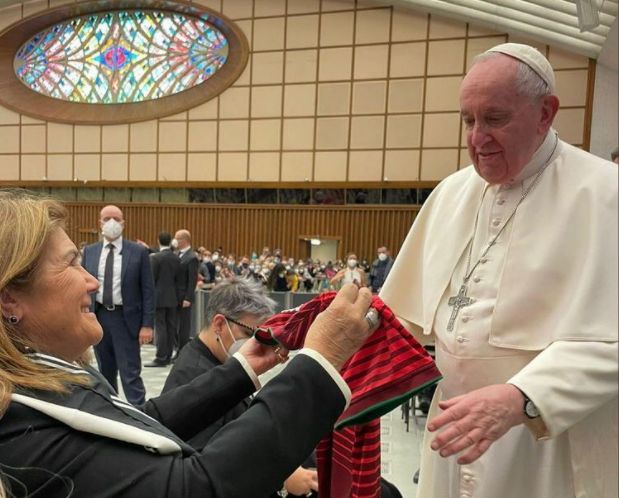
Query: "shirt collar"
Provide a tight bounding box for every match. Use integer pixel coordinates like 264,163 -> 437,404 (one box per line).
508,129 -> 559,185
103,236 -> 123,252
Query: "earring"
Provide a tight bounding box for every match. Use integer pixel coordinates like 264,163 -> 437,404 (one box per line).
8,315 -> 19,324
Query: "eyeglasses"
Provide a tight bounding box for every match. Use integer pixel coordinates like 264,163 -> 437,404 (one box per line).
224,316 -> 280,347
224,316 -> 257,337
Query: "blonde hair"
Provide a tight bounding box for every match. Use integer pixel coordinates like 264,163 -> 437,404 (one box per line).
0,189 -> 89,416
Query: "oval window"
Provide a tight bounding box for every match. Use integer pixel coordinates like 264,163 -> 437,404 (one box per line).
0,1 -> 248,124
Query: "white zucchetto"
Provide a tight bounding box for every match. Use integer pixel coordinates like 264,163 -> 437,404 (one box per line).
485,43 -> 556,93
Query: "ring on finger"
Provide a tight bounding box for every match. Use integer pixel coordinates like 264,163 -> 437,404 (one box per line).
365,307 -> 379,329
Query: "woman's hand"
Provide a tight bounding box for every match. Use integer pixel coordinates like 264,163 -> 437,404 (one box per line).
304,283 -> 375,371
284,466 -> 319,496
238,338 -> 289,376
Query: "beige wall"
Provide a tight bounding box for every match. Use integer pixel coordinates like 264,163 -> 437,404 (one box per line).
0,0 -> 592,185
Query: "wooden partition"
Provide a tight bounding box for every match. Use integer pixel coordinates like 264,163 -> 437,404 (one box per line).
66,202 -> 420,260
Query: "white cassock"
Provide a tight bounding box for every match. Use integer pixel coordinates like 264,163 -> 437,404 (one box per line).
381,130 -> 618,498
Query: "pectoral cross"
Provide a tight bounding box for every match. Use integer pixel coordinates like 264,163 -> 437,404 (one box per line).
447,284 -> 473,332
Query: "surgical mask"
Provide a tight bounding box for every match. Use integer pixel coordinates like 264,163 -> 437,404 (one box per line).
171,238 -> 179,249
212,254 -> 219,262
219,320 -> 247,359
378,253 -> 387,262
101,219 -> 123,240
347,259 -> 357,269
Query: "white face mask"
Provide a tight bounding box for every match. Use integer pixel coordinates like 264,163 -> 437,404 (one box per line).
171,238 -> 179,249
219,319 -> 248,359
101,219 -> 123,240
347,259 -> 357,269
212,254 -> 219,262
378,253 -> 387,262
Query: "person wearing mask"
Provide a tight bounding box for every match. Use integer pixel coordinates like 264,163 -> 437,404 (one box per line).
226,254 -> 240,275
198,249 -> 216,289
237,256 -> 251,277
267,263 -> 290,292
330,253 -> 367,288
0,189 -> 377,498
298,265 -> 315,292
369,246 -> 394,294
82,204 -> 154,406
173,229 -> 199,355
286,264 -> 300,293
146,232 -> 181,368
162,278 -> 319,497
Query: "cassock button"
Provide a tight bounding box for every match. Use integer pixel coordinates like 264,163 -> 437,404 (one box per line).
473,276 -> 481,283
492,219 -> 501,227
461,316 -> 469,323
497,198 -> 505,205
480,258 -> 488,264
456,335 -> 466,343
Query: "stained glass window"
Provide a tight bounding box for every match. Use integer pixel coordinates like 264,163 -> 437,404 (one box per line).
14,10 -> 229,104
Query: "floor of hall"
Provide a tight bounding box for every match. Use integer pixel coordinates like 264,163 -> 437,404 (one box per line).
136,344 -> 426,498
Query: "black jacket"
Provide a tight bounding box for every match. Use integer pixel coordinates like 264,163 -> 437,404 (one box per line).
1,352 -> 345,498
178,249 -> 199,304
151,247 -> 182,308
162,338 -> 250,450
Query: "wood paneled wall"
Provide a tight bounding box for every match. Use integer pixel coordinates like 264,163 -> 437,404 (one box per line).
66,203 -> 420,260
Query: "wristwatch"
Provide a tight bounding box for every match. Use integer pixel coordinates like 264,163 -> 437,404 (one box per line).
523,393 -> 540,419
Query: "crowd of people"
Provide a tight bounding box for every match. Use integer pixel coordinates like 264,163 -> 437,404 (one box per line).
193,245 -> 393,294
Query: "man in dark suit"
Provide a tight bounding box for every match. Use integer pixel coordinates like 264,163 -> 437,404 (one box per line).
145,231 -> 181,367
173,229 -> 199,355
82,205 -> 155,406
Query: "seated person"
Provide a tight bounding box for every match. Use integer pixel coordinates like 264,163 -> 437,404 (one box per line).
164,278 -> 403,498
0,189 -> 375,498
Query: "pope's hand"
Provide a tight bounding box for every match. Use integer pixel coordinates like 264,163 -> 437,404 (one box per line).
427,384 -> 527,464
238,338 -> 289,376
304,283 -> 375,371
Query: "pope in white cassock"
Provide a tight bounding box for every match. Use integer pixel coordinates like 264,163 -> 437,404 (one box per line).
381,43 -> 618,498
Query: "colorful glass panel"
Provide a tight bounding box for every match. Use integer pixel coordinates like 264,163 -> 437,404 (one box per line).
14,10 -> 229,104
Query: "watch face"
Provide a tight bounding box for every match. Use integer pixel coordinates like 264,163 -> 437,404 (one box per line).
525,400 -> 539,418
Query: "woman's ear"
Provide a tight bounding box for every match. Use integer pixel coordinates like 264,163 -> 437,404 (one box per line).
0,289 -> 22,321
212,314 -> 226,338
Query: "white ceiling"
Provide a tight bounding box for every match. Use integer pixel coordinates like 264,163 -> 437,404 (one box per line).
0,0 -> 616,59
388,0 -> 618,59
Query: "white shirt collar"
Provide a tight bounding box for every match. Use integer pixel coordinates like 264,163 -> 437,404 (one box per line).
103,236 -> 123,252
508,129 -> 559,185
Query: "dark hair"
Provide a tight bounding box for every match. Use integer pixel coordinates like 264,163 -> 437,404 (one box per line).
158,231 -> 172,246
611,147 -> 619,162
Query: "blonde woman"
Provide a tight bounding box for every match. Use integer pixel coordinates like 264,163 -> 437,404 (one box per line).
0,189 -> 374,497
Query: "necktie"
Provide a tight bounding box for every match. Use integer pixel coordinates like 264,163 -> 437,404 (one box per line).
102,244 -> 114,307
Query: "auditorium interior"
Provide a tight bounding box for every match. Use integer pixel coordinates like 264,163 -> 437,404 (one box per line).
0,0 -> 617,496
